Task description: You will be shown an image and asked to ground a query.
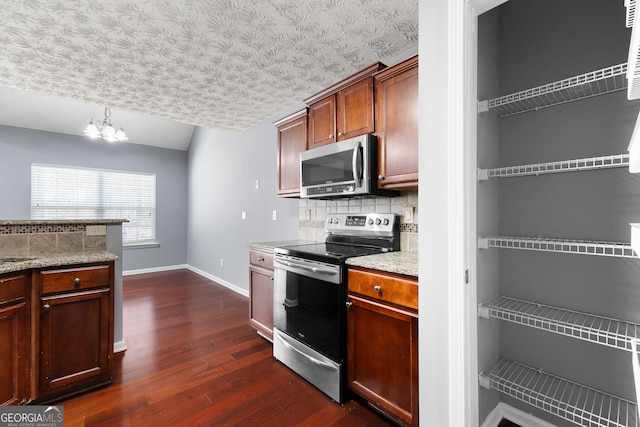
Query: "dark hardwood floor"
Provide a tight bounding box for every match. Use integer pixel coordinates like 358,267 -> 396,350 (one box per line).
58,269 -> 393,426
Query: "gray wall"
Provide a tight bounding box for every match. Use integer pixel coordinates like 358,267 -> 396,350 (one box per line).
0,125 -> 189,272
478,1 -> 640,425
187,111 -> 301,293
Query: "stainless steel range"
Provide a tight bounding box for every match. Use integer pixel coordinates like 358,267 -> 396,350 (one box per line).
272,213 -> 400,403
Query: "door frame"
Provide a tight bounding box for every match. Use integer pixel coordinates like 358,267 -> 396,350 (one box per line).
418,0 -> 507,426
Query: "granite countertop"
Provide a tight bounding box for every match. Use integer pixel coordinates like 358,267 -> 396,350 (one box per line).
0,219 -> 128,225
346,251 -> 419,278
0,250 -> 119,275
248,240 -> 318,251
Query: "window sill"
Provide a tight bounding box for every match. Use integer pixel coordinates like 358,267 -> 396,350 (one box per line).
123,242 -> 160,250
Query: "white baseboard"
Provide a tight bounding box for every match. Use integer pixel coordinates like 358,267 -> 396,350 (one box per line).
481,402 -> 557,427
113,340 -> 127,353
123,264 -> 188,276
186,265 -> 249,298
123,264 -> 249,297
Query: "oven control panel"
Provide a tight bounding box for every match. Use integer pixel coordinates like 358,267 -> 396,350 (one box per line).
325,213 -> 397,235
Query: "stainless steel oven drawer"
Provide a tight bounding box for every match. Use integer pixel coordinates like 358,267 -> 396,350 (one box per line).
273,328 -> 343,403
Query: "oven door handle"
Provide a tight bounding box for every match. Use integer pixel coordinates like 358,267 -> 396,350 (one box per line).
275,332 -> 338,371
275,258 -> 338,277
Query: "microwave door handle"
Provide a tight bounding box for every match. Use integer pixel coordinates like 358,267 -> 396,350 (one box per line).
352,141 -> 363,188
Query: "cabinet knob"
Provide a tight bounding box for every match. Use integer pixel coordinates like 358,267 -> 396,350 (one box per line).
378,175 -> 385,180
338,132 -> 343,137
373,285 -> 382,293
43,304 -> 50,310
345,301 -> 352,308
74,277 -> 81,287
329,134 -> 334,139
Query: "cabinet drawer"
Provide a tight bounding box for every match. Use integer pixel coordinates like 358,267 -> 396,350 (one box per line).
0,273 -> 27,304
348,268 -> 418,310
40,265 -> 111,295
249,250 -> 274,270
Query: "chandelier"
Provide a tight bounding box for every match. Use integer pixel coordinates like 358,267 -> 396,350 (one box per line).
83,106 -> 129,142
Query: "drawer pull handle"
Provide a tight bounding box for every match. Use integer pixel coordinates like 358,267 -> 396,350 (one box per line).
43,304 -> 50,310
74,277 -> 81,287
373,285 -> 382,293
257,257 -> 264,262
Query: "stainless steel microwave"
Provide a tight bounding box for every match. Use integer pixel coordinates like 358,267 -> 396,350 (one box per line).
300,134 -> 398,199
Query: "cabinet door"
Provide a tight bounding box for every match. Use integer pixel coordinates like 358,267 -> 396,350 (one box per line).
347,294 -> 418,427
0,302 -> 27,405
308,95 -> 336,148
375,56 -> 419,189
249,266 -> 274,340
39,288 -> 111,396
336,77 -> 375,141
277,113 -> 307,198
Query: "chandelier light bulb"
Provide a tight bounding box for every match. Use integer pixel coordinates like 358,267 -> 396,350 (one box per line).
83,106 -> 128,142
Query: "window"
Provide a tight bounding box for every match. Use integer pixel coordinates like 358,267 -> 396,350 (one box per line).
31,164 -> 156,245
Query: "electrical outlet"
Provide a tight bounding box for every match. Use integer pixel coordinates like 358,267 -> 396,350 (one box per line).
220,258 -> 224,267
255,179 -> 260,190
86,225 -> 106,236
272,210 -> 277,221
304,209 -> 312,221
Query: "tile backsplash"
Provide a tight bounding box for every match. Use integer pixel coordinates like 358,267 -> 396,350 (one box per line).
298,190 -> 418,252
0,223 -> 107,257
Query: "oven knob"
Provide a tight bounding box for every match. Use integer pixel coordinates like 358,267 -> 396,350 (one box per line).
375,218 -> 382,225
383,218 -> 390,226
332,217 -> 339,225
368,218 -> 374,225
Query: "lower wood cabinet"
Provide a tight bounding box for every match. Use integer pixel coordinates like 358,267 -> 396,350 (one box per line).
36,264 -> 114,402
0,262 -> 114,405
249,249 -> 274,341
0,273 -> 29,406
347,267 -> 418,427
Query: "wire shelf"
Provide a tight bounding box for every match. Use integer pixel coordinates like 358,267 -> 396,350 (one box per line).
478,154 -> 629,180
479,296 -> 640,352
478,63 -> 628,117
478,236 -> 637,258
628,0 -> 637,28
479,358 -> 638,427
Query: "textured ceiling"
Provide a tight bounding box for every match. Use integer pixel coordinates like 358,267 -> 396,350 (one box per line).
0,0 -> 418,134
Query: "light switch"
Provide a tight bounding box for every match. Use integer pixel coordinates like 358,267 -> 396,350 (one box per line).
272,210 -> 277,221
241,211 -> 247,220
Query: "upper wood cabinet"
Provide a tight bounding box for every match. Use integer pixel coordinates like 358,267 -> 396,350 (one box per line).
305,62 -> 385,149
374,55 -> 419,190
274,109 -> 307,198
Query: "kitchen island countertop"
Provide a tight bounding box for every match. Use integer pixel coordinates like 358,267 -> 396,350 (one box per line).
346,251 -> 418,278
0,250 -> 118,275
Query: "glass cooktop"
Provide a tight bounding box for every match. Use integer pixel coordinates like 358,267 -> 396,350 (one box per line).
275,242 -> 385,265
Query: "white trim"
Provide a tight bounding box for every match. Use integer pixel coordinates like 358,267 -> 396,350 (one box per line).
186,265 -> 249,298
113,340 -> 127,353
123,264 -> 187,276
123,242 -> 160,249
480,402 -> 558,427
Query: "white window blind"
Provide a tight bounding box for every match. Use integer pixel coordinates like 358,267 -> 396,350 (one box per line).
31,164 -> 156,245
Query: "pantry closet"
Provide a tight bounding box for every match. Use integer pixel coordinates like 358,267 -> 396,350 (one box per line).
475,1 -> 640,426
